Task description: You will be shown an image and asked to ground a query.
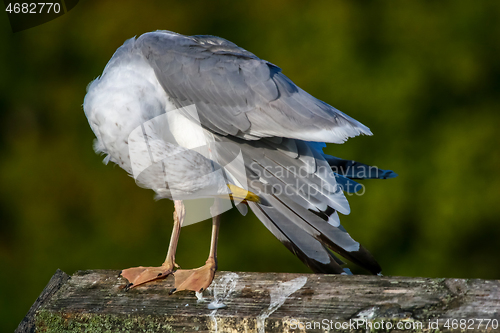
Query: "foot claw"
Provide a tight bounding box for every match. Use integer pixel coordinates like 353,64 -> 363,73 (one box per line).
169,288 -> 177,295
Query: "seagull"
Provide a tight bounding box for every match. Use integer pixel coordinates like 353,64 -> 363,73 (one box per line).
83,30 -> 396,293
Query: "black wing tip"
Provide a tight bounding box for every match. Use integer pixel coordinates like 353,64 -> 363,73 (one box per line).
337,245 -> 382,276
359,248 -> 382,275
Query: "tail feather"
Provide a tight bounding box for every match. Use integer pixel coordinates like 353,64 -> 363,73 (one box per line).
248,182 -> 382,274
248,201 -> 345,274
214,135 -> 391,275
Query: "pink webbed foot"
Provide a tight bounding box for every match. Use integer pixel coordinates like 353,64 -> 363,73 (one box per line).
171,259 -> 217,293
120,262 -> 178,289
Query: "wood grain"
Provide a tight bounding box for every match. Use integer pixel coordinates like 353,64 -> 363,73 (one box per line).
18,270 -> 500,332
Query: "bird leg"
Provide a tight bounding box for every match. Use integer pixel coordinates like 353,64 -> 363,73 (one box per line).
120,200 -> 184,289
172,206 -> 220,293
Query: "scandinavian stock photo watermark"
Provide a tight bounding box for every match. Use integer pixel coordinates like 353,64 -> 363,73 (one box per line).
248,161 -> 369,197
287,317 -> 499,331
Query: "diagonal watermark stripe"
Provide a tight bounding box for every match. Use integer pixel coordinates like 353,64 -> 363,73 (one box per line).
128,105 -> 247,226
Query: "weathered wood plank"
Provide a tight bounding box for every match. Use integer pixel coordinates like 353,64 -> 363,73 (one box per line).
19,270 -> 500,332
15,269 -> 70,333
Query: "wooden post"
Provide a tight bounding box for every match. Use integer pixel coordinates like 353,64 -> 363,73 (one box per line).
17,269 -> 500,332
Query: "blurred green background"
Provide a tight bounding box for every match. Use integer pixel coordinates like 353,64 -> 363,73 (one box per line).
1,0 -> 500,331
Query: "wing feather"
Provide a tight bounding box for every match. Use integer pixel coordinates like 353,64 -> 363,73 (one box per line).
136,31 -> 372,143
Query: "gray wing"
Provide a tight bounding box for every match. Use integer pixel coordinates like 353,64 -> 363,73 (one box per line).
136,31 -> 372,143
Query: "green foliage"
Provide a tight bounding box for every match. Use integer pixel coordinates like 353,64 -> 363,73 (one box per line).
1,1 -> 499,331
